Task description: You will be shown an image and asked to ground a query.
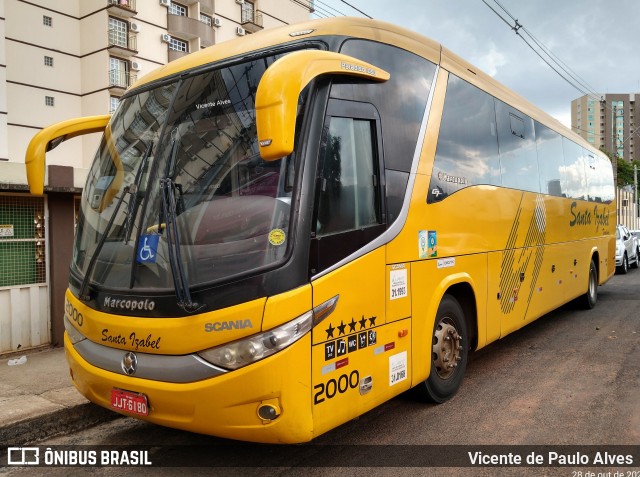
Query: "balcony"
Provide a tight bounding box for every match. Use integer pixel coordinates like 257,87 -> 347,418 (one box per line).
108,29 -> 137,56
107,0 -> 137,18
291,0 -> 314,12
199,0 -> 214,14
167,14 -> 215,46
168,49 -> 189,62
241,9 -> 263,33
109,69 -> 137,92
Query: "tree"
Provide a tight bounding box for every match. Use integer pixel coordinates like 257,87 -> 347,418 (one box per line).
600,147 -> 639,187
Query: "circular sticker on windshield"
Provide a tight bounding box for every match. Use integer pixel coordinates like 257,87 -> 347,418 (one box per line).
268,228 -> 286,246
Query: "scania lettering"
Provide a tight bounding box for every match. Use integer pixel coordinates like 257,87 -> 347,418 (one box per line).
26,17 -> 615,443
205,320 -> 253,332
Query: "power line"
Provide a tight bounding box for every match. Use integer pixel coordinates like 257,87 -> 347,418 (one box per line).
315,0 -> 348,17
481,0 -> 639,160
335,0 -> 372,19
481,0 -> 601,103
310,5 -> 333,19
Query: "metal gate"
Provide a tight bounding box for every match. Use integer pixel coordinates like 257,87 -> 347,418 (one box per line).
0,194 -> 50,354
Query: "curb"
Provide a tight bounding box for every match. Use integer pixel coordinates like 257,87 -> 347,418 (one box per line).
0,402 -> 122,446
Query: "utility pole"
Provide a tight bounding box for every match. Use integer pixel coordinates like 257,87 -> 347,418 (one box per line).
612,103 -> 618,186
612,103 -> 619,223
633,164 -> 640,229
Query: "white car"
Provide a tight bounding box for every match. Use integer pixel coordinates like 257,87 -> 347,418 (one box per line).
615,224 -> 639,274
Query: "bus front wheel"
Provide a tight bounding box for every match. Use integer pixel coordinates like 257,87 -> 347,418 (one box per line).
414,294 -> 468,403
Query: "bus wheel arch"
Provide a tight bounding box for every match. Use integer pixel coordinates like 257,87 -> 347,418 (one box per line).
414,283 -> 476,403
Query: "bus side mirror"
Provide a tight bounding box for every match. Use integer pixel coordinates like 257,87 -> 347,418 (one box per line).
255,50 -> 390,161
25,115 -> 110,195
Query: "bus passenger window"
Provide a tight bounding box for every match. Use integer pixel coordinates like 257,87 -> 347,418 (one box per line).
316,117 -> 380,236
561,138 -> 588,200
535,122 -> 565,197
495,100 -> 539,193
429,75 -> 500,203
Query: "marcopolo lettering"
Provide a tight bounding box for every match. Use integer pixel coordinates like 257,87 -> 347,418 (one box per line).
205,320 -> 253,332
104,296 -> 155,311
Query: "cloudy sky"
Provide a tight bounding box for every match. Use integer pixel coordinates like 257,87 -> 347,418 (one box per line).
309,0 -> 639,128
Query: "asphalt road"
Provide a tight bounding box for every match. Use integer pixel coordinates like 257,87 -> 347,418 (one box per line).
3,270 -> 639,477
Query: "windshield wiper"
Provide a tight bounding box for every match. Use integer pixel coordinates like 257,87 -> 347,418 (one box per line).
160,129 -> 199,312
123,141 -> 153,244
78,186 -> 132,301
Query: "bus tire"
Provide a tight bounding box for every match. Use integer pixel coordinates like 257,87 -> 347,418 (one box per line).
578,259 -> 598,310
414,294 -> 468,403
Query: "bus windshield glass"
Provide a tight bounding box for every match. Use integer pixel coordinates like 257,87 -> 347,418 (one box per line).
73,53 -> 302,292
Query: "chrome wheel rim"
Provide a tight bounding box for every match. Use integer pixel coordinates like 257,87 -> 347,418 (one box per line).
432,318 -> 463,379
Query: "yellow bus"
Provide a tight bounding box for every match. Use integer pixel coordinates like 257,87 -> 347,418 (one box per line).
25,17 -> 615,443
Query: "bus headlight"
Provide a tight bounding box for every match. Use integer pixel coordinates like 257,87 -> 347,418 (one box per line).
198,311 -> 313,370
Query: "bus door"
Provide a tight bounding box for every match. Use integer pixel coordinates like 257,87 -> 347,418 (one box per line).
308,98 -> 411,434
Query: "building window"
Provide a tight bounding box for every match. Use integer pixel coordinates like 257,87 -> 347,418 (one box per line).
241,1 -> 256,23
43,15 -> 52,26
168,2 -> 187,16
110,96 -> 120,114
200,13 -> 213,26
109,17 -> 128,48
45,96 -> 55,107
110,57 -> 130,88
169,37 -> 188,52
44,56 -> 54,67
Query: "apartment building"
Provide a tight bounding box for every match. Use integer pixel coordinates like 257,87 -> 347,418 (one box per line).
0,0 -> 313,354
571,93 -> 638,162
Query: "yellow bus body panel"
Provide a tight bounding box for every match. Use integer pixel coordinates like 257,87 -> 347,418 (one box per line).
309,247 -> 413,437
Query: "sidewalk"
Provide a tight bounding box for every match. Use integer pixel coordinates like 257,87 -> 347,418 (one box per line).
0,347 -> 119,446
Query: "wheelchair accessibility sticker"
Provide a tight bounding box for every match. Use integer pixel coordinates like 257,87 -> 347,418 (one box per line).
137,234 -> 159,263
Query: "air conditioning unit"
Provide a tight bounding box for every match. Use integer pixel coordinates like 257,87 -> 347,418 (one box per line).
161,33 -> 172,43
130,22 -> 141,33
236,26 -> 245,36
235,0 -> 244,4
213,17 -> 222,27
131,61 -> 141,71
159,0 -> 171,6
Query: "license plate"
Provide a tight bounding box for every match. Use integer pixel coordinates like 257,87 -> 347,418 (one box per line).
110,388 -> 149,416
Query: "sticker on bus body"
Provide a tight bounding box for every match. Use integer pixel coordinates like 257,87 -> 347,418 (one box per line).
389,351 -> 407,386
418,230 -> 429,258
390,267 -> 408,300
419,230 -> 438,258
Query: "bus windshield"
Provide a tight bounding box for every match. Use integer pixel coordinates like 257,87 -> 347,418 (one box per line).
73,53 -> 302,293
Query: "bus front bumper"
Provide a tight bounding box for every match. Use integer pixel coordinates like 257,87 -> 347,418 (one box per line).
64,332 -> 314,444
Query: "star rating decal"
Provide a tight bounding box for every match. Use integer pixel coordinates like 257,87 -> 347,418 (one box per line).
322,315 -> 380,361
325,315 -> 377,340
325,323 -> 335,339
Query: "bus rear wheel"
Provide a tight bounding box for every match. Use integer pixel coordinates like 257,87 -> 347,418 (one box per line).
414,294 -> 468,403
578,259 -> 598,309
